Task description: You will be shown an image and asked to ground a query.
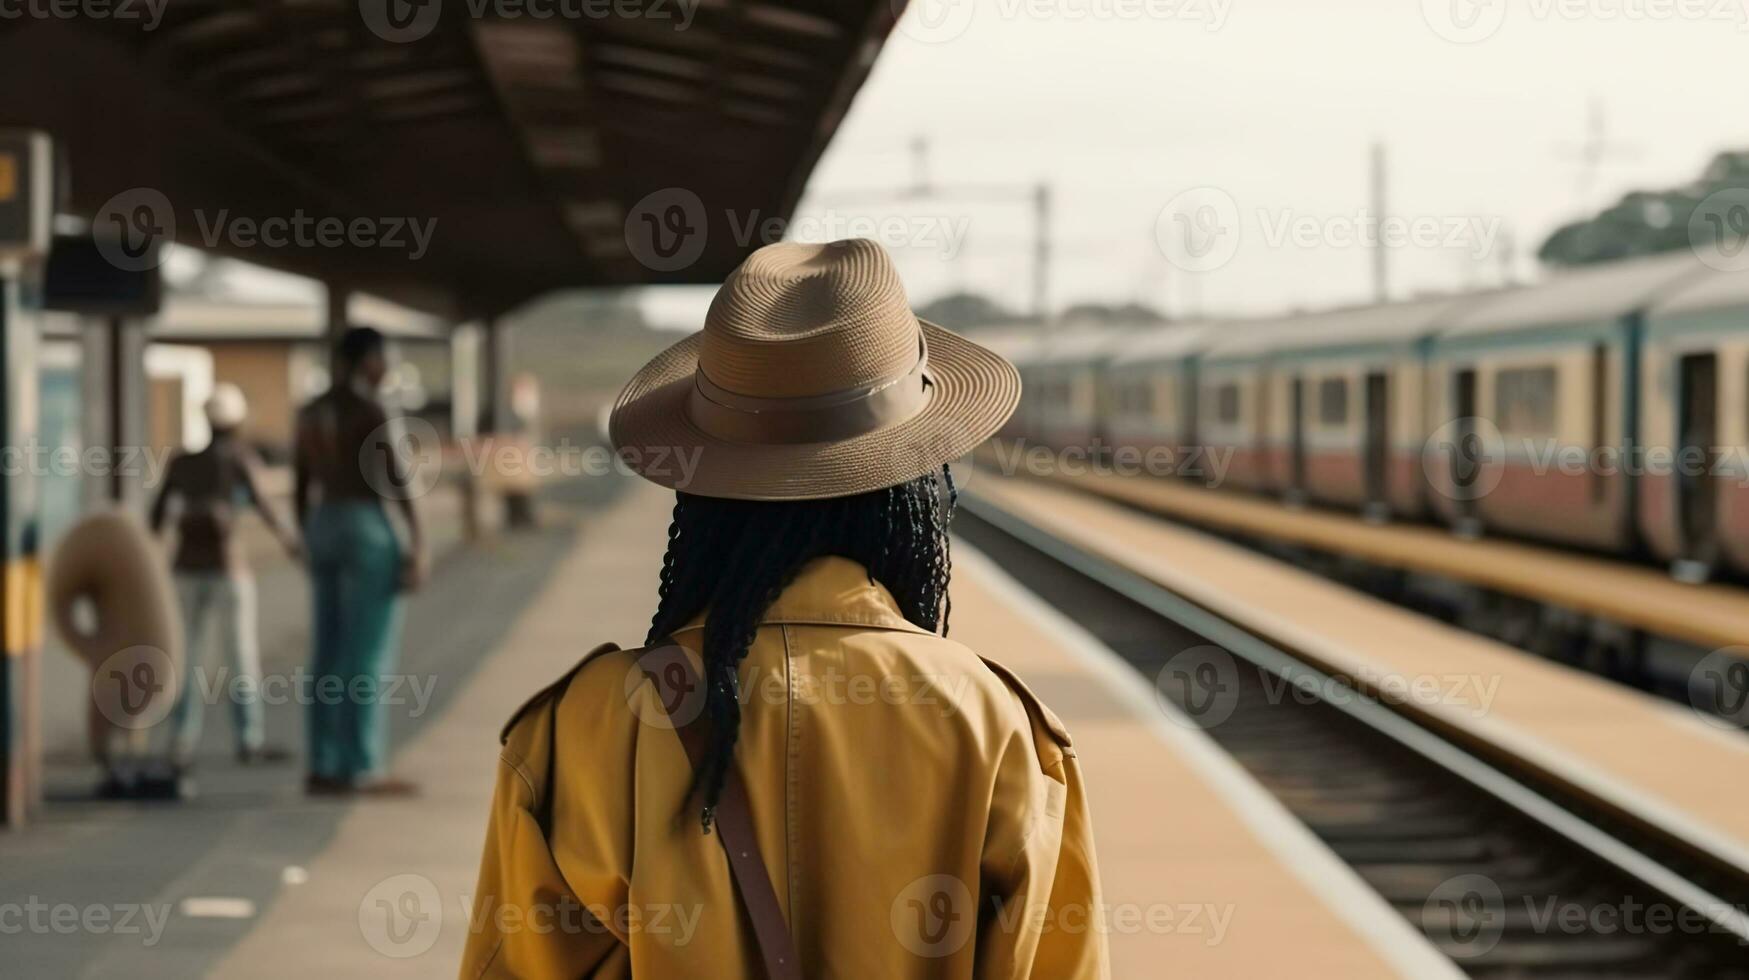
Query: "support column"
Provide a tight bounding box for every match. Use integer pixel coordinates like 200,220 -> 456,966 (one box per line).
79,316 -> 149,511
0,130 -> 52,827
480,316 -> 508,434
450,322 -> 481,442
0,272 -> 42,828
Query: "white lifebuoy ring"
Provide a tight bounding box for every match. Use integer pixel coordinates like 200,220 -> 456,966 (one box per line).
46,508 -> 182,762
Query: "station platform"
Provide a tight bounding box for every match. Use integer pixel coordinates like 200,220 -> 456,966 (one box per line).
950,546 -> 1459,979
1021,466 -> 1749,652
17,476 -> 1456,979
974,474 -> 1749,882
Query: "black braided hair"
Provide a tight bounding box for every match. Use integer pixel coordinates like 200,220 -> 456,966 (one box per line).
645,466 -> 958,831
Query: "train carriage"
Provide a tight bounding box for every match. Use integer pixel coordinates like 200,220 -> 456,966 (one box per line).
1010,327 -> 1137,451
1641,266 -> 1749,577
1426,252 -> 1707,551
977,330 -> 1045,442
1195,328 -> 1278,493
1203,297 -> 1478,520
1104,323 -> 1215,482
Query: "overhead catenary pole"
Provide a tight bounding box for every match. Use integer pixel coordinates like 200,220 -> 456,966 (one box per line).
1033,182 -> 1052,325
805,136 -> 1052,333
1370,141 -> 1389,304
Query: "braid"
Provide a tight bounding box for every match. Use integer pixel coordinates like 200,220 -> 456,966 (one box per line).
643,467 -> 956,830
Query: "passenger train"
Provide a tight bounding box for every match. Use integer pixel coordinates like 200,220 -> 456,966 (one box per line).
999,248 -> 1749,581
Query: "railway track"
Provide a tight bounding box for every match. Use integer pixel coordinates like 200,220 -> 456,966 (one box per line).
956,493 -> 1749,979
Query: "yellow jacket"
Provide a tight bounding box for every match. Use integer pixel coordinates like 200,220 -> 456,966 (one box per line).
461,556 -> 1108,979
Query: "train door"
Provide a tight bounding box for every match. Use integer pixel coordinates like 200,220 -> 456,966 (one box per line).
1676,352 -> 1719,569
1288,374 -> 1307,501
1452,368 -> 1481,530
1363,371 -> 1389,516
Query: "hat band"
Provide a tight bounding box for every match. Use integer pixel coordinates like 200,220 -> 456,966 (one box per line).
687,336 -> 933,445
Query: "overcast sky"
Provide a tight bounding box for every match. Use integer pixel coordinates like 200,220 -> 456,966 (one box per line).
642,0 -> 1749,329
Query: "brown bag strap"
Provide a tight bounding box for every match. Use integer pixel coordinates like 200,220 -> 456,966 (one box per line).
637,642 -> 803,980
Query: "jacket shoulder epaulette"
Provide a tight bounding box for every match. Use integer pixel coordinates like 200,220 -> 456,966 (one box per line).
977,655 -> 1075,761
499,642 -> 622,745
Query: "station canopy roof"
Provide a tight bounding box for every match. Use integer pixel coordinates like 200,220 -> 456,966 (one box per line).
0,0 -> 902,318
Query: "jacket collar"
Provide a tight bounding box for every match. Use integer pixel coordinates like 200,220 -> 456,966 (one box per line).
674,556 -> 934,636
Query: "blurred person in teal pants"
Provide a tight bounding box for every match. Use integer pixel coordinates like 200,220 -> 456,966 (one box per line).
293,326 -> 427,797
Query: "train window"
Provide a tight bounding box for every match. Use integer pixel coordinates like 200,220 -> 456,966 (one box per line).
1317,377 -> 1348,427
1495,366 -> 1558,435
1215,383 -> 1240,424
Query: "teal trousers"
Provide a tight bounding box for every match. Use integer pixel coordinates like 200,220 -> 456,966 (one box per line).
304,501 -> 403,782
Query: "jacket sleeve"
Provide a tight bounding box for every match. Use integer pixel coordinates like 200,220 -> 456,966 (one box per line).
460,650 -> 628,980
976,675 -> 1111,980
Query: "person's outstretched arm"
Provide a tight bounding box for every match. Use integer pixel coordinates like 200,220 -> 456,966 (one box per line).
292,410 -> 314,529
375,406 -> 427,590
149,456 -> 182,537
239,447 -> 300,562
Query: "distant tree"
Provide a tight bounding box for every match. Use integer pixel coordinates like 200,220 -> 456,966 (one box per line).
1539,150 -> 1749,266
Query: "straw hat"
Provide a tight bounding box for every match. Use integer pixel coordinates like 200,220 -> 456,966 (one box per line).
610,239 -> 1020,500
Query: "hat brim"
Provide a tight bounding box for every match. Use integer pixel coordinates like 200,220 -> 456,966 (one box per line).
608,319 -> 1020,500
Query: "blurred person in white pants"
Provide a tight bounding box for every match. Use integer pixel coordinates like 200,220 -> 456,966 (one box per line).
150,384 -> 301,776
